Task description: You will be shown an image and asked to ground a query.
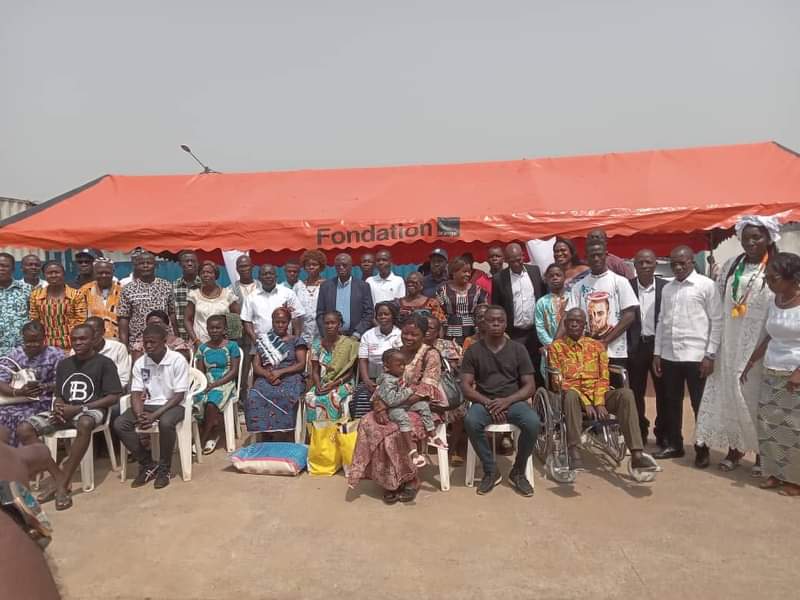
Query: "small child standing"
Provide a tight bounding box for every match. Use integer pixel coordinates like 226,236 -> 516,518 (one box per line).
377,349 -> 447,468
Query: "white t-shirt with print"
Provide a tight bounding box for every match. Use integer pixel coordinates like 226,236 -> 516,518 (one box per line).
568,270 -> 639,359
131,349 -> 190,406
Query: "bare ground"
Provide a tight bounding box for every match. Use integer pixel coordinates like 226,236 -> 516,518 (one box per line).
45,397 -> 800,600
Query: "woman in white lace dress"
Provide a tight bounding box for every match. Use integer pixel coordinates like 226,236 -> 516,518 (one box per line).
694,216 -> 780,473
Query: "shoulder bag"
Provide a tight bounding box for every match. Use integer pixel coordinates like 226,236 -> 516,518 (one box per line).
0,358 -> 39,406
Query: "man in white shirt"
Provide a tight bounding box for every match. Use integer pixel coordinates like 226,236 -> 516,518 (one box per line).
85,317 -> 131,389
241,264 -> 305,343
626,249 -> 668,446
114,323 -> 190,489
366,250 -> 406,305
652,245 -> 722,463
227,254 -> 262,405
566,240 -> 639,367
491,243 -> 545,382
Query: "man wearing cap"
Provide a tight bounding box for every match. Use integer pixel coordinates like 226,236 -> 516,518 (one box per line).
71,249 -> 101,289
79,258 -> 123,339
119,248 -> 145,287
422,248 -> 449,298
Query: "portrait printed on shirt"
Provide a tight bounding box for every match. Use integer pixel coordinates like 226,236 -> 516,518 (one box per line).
141,367 -> 152,402
586,291 -> 612,339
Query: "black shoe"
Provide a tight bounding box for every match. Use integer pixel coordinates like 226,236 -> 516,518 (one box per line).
653,446 -> 685,460
508,468 -> 534,497
131,463 -> 158,488
476,470 -> 502,495
694,444 -> 710,469
153,465 -> 172,489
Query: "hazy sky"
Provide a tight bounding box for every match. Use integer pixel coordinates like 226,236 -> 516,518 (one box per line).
2,1 -> 799,202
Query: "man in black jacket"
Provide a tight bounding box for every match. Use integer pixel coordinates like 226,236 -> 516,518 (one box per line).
316,253 -> 374,340
626,249 -> 667,447
491,243 -> 545,363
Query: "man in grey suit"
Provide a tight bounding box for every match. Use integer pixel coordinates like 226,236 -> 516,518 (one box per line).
316,253 -> 374,340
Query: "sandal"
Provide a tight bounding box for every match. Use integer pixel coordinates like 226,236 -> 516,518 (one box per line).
37,487 -> 57,504
778,484 -> 800,497
409,450 -> 427,468
55,490 -> 73,511
202,439 -> 218,455
719,449 -> 744,472
760,476 -> 783,490
397,484 -> 418,503
751,464 -> 763,478
428,435 -> 449,450
382,490 -> 399,505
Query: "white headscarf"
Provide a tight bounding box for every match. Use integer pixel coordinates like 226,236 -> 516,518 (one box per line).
734,215 -> 781,243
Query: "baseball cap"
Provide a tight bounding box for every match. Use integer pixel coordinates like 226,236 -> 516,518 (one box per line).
429,248 -> 449,260
75,248 -> 102,260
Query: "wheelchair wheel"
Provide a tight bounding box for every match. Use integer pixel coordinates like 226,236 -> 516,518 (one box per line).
533,387 -> 553,463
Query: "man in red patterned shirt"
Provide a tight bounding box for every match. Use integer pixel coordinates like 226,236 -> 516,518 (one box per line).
549,308 -> 651,471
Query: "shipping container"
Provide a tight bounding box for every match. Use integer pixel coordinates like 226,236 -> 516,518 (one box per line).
0,197 -> 46,261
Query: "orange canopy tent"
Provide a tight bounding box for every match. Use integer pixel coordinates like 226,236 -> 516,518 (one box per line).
2,141 -> 799,262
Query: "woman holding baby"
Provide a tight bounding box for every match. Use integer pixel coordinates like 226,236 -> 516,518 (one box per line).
347,314 -> 444,504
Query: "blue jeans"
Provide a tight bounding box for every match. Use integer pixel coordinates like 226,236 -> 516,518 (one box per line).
464,401 -> 540,474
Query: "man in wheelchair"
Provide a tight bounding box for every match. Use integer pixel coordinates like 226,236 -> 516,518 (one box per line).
548,308 -> 658,478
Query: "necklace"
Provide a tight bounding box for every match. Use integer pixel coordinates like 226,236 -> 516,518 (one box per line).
775,290 -> 800,309
730,254 -> 767,318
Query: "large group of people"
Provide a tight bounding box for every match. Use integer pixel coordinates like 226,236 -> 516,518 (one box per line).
2,214 -> 800,511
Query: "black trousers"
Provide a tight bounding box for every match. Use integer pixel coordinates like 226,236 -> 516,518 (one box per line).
509,326 -> 543,387
628,337 -> 666,442
660,359 -> 706,449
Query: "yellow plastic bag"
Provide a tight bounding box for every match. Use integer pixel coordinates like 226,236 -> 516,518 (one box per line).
337,420 -> 359,469
308,421 -> 341,476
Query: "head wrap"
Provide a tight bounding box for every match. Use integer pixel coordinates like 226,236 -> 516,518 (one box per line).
735,215 -> 781,243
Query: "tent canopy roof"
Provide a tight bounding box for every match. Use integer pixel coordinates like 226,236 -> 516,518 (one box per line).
2,141 -> 799,258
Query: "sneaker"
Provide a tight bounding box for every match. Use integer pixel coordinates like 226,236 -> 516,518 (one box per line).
508,468 -> 534,497
153,465 -> 172,489
131,463 -> 158,488
476,470 -> 502,495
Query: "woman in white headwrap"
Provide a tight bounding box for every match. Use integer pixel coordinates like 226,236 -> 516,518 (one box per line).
694,215 -> 780,472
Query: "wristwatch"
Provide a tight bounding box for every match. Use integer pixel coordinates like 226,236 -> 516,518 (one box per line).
0,480 -> 53,550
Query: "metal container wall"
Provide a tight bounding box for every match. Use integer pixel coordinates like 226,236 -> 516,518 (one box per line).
0,197 -> 46,261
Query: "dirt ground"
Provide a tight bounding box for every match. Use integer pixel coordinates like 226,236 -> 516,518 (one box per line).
45,396 -> 800,600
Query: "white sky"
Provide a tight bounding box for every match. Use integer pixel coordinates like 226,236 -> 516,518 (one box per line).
2,0 -> 799,202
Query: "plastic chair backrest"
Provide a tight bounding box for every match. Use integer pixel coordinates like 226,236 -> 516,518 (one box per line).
188,367 -> 208,403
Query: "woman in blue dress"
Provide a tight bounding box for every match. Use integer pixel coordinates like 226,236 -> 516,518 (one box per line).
245,307 -> 308,441
195,314 -> 241,454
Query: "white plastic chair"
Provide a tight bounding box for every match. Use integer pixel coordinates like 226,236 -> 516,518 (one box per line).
41,397 -> 122,493
465,422 -> 534,491
221,360 -> 244,452
424,421 -> 450,492
119,368 -> 206,483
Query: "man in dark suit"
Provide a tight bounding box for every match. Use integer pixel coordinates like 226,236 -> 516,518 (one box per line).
492,243 -> 545,364
626,248 -> 667,447
316,253 -> 374,340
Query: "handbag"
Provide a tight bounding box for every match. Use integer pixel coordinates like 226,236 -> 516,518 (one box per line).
307,421 -> 342,476
0,358 -> 39,406
438,353 -> 464,410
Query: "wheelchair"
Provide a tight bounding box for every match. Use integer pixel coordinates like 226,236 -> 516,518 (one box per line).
533,358 -> 659,484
